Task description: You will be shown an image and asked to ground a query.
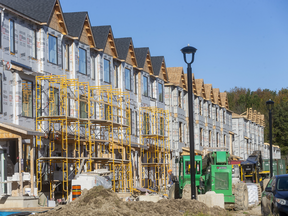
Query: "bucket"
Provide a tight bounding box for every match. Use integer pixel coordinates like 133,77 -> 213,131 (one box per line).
72,185 -> 81,201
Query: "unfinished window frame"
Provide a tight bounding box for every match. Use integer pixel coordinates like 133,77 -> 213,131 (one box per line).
65,44 -> 70,71
199,100 -> 202,115
10,19 -> 15,54
79,47 -> 87,75
115,65 -> 119,88
49,87 -> 59,116
125,68 -> 131,91
143,76 -> 148,97
104,59 -> 111,83
37,84 -> 42,117
134,72 -> 137,94
179,122 -> 183,143
91,55 -> 95,80
158,82 -> 163,102
130,109 -> 133,135
160,117 -> 164,136
178,90 -> 181,108
32,29 -> 37,59
200,128 -> 203,146
48,34 -> 58,64
22,80 -> 33,118
209,130 -> 211,147
135,111 -> 138,136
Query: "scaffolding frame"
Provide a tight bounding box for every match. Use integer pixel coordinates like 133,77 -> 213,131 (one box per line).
139,107 -> 170,191
35,75 -> 132,200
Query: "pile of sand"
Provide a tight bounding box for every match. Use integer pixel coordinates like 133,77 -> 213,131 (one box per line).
35,186 -> 229,216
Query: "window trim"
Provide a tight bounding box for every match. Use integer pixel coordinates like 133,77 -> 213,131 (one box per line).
10,19 -> 15,54
104,59 -> 111,83
48,34 -> 58,65
79,47 -> 87,75
22,80 -> 33,118
125,68 -> 131,91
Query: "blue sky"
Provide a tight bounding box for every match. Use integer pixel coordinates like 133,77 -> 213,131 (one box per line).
61,0 -> 288,92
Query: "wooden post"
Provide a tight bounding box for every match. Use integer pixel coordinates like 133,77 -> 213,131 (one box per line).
133,151 -> 136,188
18,137 -> 23,196
30,138 -> 34,196
139,150 -> 142,188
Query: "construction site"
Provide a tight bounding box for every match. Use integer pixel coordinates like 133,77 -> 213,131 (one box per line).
0,0 -> 283,215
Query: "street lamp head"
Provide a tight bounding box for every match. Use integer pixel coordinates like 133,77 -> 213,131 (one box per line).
181,45 -> 197,65
266,99 -> 274,111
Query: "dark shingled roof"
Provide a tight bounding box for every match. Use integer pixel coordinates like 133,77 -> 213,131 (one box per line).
0,0 -> 56,23
63,12 -> 87,38
114,38 -> 132,61
151,56 -> 164,76
134,48 -> 149,69
91,26 -> 111,50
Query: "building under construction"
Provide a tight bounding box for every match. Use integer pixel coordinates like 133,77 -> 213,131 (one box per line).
0,0 -> 280,208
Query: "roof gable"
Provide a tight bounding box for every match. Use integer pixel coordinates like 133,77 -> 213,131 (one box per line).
48,0 -> 68,34
0,0 -> 56,23
204,84 -> 214,102
213,88 -> 221,106
195,79 -> 206,99
184,73 -> 197,94
115,38 -> 138,67
166,67 -> 187,90
64,12 -> 95,47
220,92 -> 229,109
92,26 -> 118,57
151,56 -> 168,82
135,48 -> 154,74
80,15 -> 96,47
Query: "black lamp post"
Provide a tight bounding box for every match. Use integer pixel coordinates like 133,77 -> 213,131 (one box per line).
266,99 -> 274,178
181,45 -> 197,200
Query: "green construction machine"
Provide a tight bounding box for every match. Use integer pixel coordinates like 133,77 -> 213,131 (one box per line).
169,151 -> 248,210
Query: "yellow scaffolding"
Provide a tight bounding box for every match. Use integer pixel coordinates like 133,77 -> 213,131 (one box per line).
139,107 -> 170,191
35,75 -> 132,200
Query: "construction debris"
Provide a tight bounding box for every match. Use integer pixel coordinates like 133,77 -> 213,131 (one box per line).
35,186 -> 229,216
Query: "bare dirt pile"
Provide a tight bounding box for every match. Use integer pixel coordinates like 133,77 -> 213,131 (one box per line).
35,186 -> 229,216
